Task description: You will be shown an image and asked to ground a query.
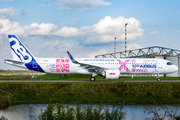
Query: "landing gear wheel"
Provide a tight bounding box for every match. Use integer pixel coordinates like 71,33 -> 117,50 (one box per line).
157,78 -> 161,82
90,77 -> 95,82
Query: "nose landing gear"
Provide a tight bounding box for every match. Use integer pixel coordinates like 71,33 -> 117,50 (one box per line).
157,78 -> 161,82
156,74 -> 161,82
90,77 -> 95,82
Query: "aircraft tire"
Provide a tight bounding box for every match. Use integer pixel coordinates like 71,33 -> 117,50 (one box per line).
157,78 -> 161,82
90,77 -> 95,82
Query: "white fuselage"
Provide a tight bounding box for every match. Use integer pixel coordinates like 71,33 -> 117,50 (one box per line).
35,57 -> 178,75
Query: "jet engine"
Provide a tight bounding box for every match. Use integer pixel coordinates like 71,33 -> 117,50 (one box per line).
102,69 -> 120,79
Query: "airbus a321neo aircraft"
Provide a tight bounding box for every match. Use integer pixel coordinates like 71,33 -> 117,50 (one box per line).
4,35 -> 179,82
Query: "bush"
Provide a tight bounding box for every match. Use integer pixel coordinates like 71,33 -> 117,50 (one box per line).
38,104 -> 126,120
0,116 -> 8,120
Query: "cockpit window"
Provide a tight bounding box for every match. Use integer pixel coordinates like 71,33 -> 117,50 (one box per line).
167,62 -> 173,65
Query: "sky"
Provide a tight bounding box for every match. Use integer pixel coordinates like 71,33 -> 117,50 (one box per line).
0,0 -> 180,70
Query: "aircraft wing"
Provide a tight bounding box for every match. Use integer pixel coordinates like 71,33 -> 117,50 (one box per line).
67,51 -> 108,70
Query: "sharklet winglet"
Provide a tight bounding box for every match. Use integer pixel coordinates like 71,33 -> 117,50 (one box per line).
67,51 -> 78,63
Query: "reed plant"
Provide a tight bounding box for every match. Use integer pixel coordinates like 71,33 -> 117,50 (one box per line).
0,115 -> 8,120
38,104 -> 125,120
144,105 -> 180,120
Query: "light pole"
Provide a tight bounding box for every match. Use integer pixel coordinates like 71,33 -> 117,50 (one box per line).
125,23 -> 128,58
114,37 -> 116,58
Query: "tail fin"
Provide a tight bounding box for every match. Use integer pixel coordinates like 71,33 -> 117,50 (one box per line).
8,35 -> 34,63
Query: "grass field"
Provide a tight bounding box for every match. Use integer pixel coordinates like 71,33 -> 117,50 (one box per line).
1,69 -> 180,80
1,72 -> 180,80
1,82 -> 180,105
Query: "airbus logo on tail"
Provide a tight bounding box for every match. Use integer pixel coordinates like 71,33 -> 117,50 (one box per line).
9,37 -> 32,63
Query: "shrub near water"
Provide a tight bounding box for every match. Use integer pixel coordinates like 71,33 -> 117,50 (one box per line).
1,82 -> 180,104
0,95 -> 13,109
38,104 -> 125,120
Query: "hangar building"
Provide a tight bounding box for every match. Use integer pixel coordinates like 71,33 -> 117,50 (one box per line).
95,46 -> 180,77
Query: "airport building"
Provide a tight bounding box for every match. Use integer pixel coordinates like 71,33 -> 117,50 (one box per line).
95,46 -> 180,77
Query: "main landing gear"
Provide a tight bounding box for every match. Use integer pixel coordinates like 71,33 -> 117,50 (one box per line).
156,74 -> 161,82
90,73 -> 97,82
90,77 -> 95,82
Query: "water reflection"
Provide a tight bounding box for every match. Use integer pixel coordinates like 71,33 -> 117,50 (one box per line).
0,104 -> 48,120
0,104 -> 180,120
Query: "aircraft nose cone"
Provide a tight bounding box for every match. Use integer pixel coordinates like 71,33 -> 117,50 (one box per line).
175,66 -> 179,71
173,65 -> 179,72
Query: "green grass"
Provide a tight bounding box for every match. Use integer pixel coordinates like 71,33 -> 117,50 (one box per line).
0,75 -> 32,80
1,82 -> 180,104
33,74 -> 64,80
1,73 -> 180,80
34,74 -> 180,80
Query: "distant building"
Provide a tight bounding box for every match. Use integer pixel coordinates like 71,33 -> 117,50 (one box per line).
95,46 -> 180,77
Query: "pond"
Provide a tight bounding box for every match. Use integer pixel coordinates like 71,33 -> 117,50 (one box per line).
0,104 -> 180,120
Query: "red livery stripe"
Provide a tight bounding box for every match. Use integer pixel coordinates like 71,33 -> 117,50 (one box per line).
109,73 -> 115,75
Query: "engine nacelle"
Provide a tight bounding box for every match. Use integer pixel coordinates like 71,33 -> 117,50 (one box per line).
102,69 -> 120,79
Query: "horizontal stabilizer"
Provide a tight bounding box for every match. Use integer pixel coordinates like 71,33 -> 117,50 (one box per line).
4,59 -> 25,65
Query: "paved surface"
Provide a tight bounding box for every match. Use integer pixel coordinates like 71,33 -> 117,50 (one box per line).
0,80 -> 180,82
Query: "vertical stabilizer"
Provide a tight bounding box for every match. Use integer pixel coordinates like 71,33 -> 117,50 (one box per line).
8,35 -> 34,63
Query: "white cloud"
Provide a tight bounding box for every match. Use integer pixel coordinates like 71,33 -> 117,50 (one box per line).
87,49 -> 107,58
53,26 -> 78,37
42,40 -> 76,50
27,23 -> 57,36
0,7 -> 14,19
54,16 -> 144,44
0,8 -> 143,45
60,18 -> 77,26
150,31 -> 159,35
0,19 -> 57,36
0,16 -> 143,45
86,43 -> 142,58
0,19 -> 25,36
47,0 -> 111,10
38,40 -> 78,58
36,4 -> 52,8
127,43 -> 142,50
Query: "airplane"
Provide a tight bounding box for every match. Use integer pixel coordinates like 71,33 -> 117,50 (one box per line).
4,35 -> 179,82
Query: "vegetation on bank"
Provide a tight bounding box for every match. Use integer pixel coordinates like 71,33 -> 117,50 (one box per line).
0,82 -> 180,104
38,104 -> 180,120
1,104 -> 180,120
38,104 -> 125,120
0,94 -> 13,109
